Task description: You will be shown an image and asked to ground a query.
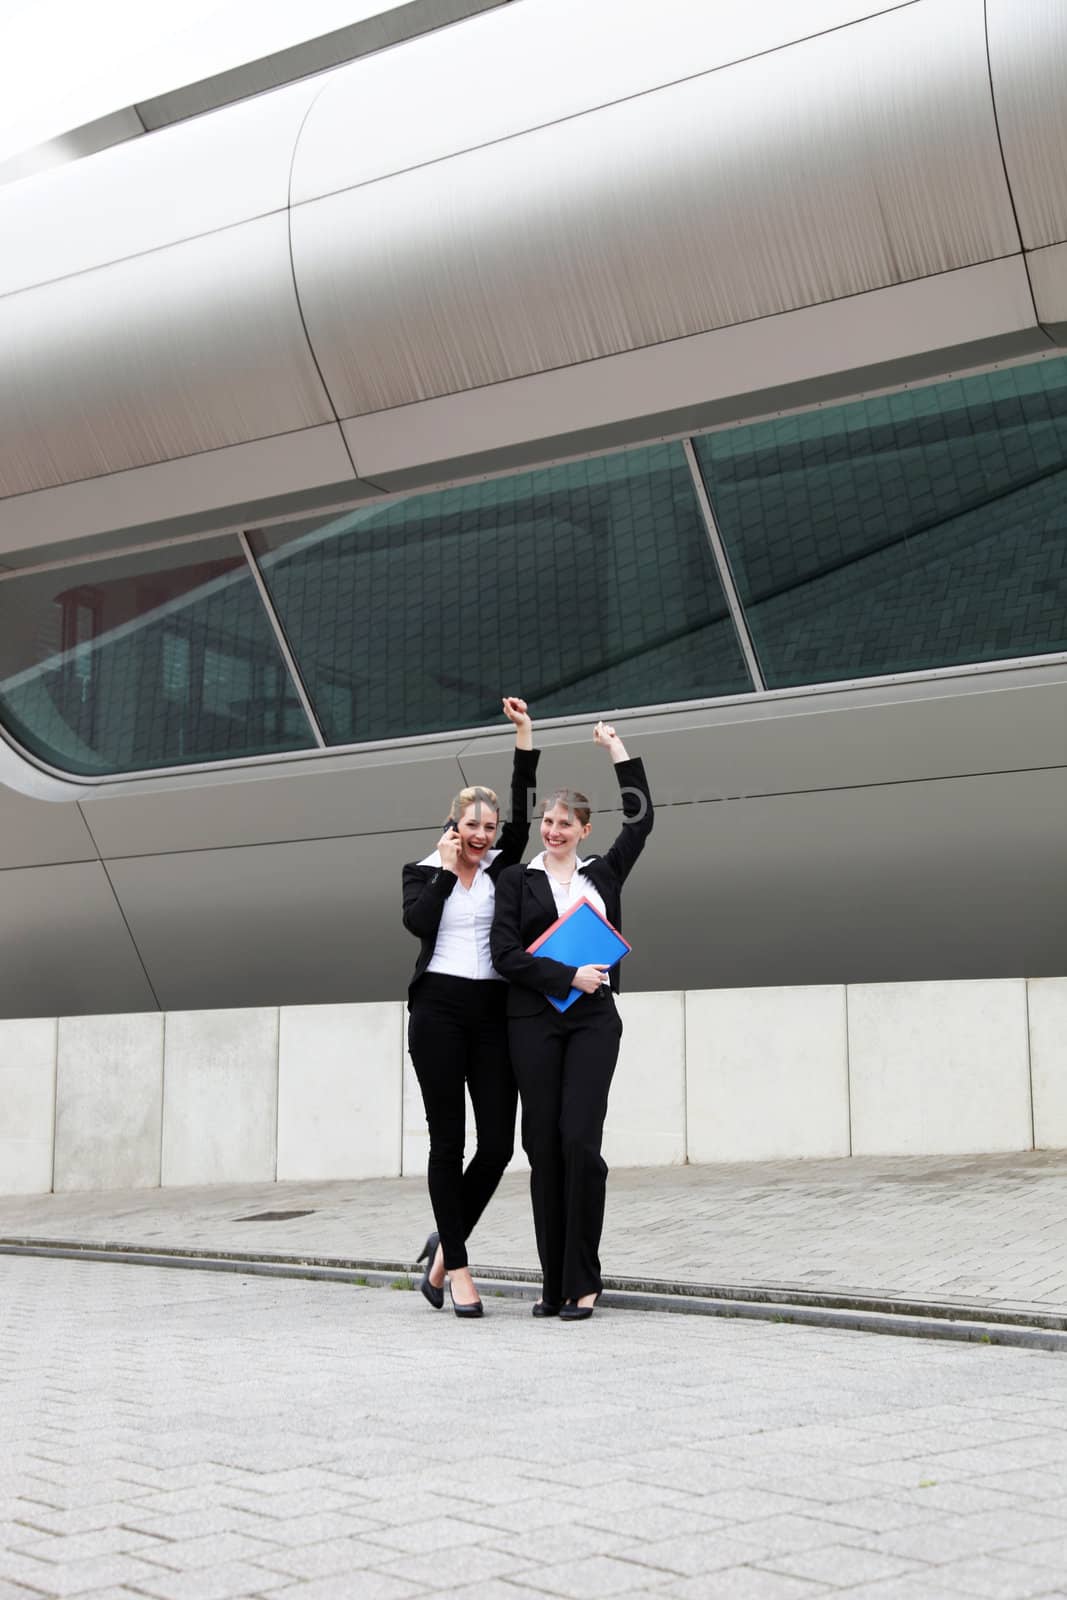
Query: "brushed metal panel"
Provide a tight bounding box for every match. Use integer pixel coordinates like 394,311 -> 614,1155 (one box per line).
75,660 -> 1067,857
292,0 -> 917,203
0,783 -> 96,869
1028,242 -> 1067,343
987,0 -> 1067,250
79,744 -> 470,858
457,672 -> 1067,813
296,0 -> 1017,418
0,862 -> 157,1019
0,106 -> 143,190
644,684 -> 1067,807
9,666 -> 1066,1015
103,766 -> 1067,1012
0,78 -> 320,297
0,213 -> 333,498
0,732 -> 84,802
625,769 -> 1067,992
0,425 -> 359,567
107,831 -> 428,1011
347,259 -> 1044,486
138,0 -> 508,130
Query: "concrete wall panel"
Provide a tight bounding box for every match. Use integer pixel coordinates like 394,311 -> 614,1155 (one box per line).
686,985 -> 849,1163
0,1018 -> 56,1194
278,1002 -> 403,1182
849,979 -> 1032,1155
605,992 -> 686,1168
162,1008 -> 278,1187
1029,977 -> 1067,1149
54,1013 -> 163,1190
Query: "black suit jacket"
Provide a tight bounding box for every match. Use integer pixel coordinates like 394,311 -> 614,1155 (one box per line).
490,757 -> 653,1018
401,745 -> 540,1005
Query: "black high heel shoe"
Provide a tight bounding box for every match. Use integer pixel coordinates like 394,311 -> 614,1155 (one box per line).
448,1280 -> 484,1319
532,1301 -> 560,1318
559,1294 -> 599,1322
416,1231 -> 444,1310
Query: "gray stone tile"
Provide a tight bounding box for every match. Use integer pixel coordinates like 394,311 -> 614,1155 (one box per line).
138,1531 -> 283,1571
484,1524 -> 634,1563
120,1507 -> 281,1542
660,1572 -> 830,1600
704,1490 -> 824,1523
828,1583 -> 1002,1600
462,1498 -> 587,1534
1018,1535 -> 1067,1571
248,1511 -> 390,1547
510,1554 -> 677,1597
759,1543 -> 925,1586
134,1561 -> 297,1600
353,1490 -> 495,1526
368,1544 -> 520,1588
252,1538 -> 420,1582
260,1576 -> 426,1600
934,1555 -> 1067,1599
620,1531 -> 772,1578
855,1509 -> 1066,1565
443,1586 -> 562,1600
587,1504 -> 727,1542
6,1527 -> 165,1563
0,1553 -> 170,1596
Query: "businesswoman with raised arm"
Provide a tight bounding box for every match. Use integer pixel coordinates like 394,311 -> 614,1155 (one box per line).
402,697 -> 538,1319
490,722 -> 652,1321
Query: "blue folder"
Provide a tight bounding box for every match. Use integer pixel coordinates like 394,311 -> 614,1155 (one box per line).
527,896 -> 632,1013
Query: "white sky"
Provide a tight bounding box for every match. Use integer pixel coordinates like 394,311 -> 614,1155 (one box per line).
0,0 -> 412,163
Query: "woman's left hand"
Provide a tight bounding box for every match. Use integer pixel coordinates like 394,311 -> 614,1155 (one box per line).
594,720 -> 628,762
502,696 -> 533,748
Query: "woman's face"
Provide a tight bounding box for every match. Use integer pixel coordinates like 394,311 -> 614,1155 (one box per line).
456,801 -> 499,867
540,802 -> 591,859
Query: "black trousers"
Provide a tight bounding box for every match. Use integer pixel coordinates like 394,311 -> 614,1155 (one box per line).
408,974 -> 517,1270
509,992 -> 622,1304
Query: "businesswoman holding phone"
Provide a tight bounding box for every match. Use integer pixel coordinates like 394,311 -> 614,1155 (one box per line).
402,696 -> 538,1318
491,722 -> 652,1321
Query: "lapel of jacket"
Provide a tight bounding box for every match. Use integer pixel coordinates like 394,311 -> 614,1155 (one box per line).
525,865 -> 557,924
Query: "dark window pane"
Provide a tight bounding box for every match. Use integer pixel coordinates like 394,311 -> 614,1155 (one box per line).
249,443 -> 751,743
0,537 -> 315,776
694,357 -> 1067,686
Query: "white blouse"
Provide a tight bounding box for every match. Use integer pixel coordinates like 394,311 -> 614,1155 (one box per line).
422,849 -> 503,981
527,852 -> 608,921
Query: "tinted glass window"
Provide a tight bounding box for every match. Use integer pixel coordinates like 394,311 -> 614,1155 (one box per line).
0,537 -> 315,775
694,357 -> 1067,685
249,442 -> 752,743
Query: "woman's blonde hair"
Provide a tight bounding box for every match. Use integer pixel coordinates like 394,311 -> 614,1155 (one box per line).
448,785 -> 500,824
541,787 -> 592,825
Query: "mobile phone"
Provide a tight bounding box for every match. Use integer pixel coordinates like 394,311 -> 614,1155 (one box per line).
443,818 -> 459,833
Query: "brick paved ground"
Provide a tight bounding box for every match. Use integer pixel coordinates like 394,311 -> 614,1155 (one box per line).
2,1151 -> 1067,1316
3,1255 -> 1067,1599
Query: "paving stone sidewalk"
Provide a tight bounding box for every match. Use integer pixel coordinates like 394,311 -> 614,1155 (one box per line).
4,1253 -> 1067,1600
2,1150 -> 1067,1317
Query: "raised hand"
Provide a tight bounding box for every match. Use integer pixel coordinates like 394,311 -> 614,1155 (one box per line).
502,695 -> 533,749
593,720 -> 628,762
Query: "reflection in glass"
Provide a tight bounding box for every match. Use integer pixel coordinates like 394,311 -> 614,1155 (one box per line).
0,537 -> 315,775
694,357 -> 1067,686
249,443 -> 752,744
